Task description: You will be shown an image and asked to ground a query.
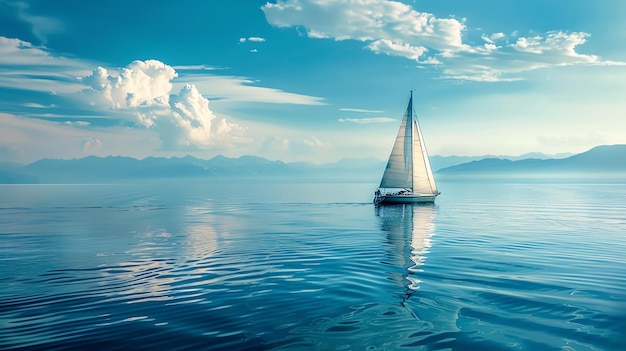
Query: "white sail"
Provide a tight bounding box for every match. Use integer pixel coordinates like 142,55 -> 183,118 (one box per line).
412,111 -> 438,195
379,101 -> 413,188
377,92 -> 438,199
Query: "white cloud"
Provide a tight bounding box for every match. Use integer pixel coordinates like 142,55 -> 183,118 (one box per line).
174,74 -> 325,105
339,108 -> 384,113
491,32 -> 506,41
3,1 -> 64,44
172,64 -> 222,71
83,60 -> 177,108
338,117 -> 396,124
0,36 -> 92,93
536,132 -> 607,149
0,112 -> 160,163
512,31 -> 595,60
0,37 -> 329,159
262,0 -> 467,61
239,36 -> 266,43
81,61 -> 248,150
367,39 -> 427,61
262,0 -> 624,81
481,34 -> 494,44
303,136 -> 331,148
441,31 -> 615,82
167,84 -> 247,148
1,36 -> 324,113
65,121 -> 90,127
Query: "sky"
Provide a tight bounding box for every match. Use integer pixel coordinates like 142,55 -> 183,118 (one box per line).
1,0 -> 625,164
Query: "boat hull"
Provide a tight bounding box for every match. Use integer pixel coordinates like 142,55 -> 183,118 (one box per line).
374,193 -> 438,204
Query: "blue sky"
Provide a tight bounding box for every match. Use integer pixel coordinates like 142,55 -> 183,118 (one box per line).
1,0 -> 625,163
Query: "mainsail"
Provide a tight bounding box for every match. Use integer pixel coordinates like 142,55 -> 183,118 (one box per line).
379,92 -> 438,195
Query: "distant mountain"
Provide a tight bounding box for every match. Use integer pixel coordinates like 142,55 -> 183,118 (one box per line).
3,155 -> 383,184
0,162 -> 37,183
437,145 -> 626,174
1,145 -> 622,184
16,155 -> 305,183
429,152 -> 572,171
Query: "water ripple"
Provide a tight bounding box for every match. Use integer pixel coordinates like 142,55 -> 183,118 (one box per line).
1,181 -> 625,350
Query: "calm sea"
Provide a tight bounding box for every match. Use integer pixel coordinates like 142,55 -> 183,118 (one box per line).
1,177 -> 625,350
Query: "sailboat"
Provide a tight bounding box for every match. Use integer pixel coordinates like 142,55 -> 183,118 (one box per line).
374,92 -> 440,204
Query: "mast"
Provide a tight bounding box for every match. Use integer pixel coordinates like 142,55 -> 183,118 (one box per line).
405,91 -> 414,191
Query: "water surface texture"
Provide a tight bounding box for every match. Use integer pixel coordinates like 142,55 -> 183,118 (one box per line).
1,179 -> 625,350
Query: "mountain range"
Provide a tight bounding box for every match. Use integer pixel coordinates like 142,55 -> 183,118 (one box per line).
437,144 -> 626,175
0,145 -> 624,184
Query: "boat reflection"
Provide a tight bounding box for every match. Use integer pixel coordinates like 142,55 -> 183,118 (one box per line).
376,203 -> 436,303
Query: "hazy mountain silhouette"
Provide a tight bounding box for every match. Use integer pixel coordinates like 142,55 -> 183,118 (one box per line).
1,145 -> 623,183
3,155 -> 382,183
437,145 -> 626,174
429,152 -> 571,171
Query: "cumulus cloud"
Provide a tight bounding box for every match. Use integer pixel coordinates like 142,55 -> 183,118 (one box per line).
168,84 -> 246,147
262,0 -> 624,81
263,0 -> 466,60
81,60 -> 247,150
83,60 -> 177,108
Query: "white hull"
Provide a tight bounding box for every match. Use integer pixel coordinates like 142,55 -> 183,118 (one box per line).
374,193 -> 439,204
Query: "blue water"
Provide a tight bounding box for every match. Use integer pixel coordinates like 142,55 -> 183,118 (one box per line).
1,178 -> 625,350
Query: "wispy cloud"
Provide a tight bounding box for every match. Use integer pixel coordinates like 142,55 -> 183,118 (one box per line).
262,0 -> 625,81
174,74 -> 325,105
0,112 -> 160,163
0,37 -> 92,93
339,108 -> 384,113
1,1 -> 64,44
258,134 -> 332,160
172,64 -> 223,71
0,36 -> 325,106
239,36 -> 267,43
303,136 -> 331,148
0,36 -> 326,155
339,117 -> 396,124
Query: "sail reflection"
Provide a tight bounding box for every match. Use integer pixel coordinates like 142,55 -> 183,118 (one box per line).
376,204 -> 436,299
